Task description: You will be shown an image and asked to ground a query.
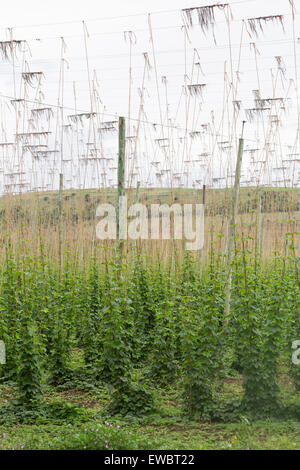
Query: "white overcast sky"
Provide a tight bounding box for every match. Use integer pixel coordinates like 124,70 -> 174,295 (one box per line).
0,1 -> 295,123
0,0 -> 297,122
0,0 -> 299,189
0,0 -> 294,27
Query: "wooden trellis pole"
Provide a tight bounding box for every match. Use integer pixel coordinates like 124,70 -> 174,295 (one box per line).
58,173 -> 63,274
224,122 -> 246,323
117,117 -> 126,259
135,181 -> 141,205
256,188 -> 263,259
0,341 -> 6,365
134,181 -> 141,250
199,184 -> 206,268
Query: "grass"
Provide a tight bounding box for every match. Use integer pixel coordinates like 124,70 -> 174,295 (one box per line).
0,185 -> 299,450
0,351 -> 299,450
0,410 -> 299,450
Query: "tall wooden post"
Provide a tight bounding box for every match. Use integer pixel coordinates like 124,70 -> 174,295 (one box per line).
224,122 -> 245,322
58,173 -> 63,275
135,181 -> 141,205
199,184 -> 206,268
117,117 -> 126,258
0,341 -> 6,365
133,182 -> 141,253
256,189 -> 263,259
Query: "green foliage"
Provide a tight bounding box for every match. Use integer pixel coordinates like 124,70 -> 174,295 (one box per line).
108,377 -> 156,417
0,250 -> 20,382
17,320 -> 43,409
290,302 -> 300,391
50,422 -> 153,450
180,274 -> 224,417
0,399 -> 89,425
147,303 -> 178,387
96,259 -> 133,386
0,244 -> 299,423
82,258 -> 103,370
232,256 -> 288,417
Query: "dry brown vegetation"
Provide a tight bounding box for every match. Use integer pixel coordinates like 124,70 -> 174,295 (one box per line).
0,186 -> 299,265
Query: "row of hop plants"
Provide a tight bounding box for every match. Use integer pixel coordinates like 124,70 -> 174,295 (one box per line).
0,241 -> 299,421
